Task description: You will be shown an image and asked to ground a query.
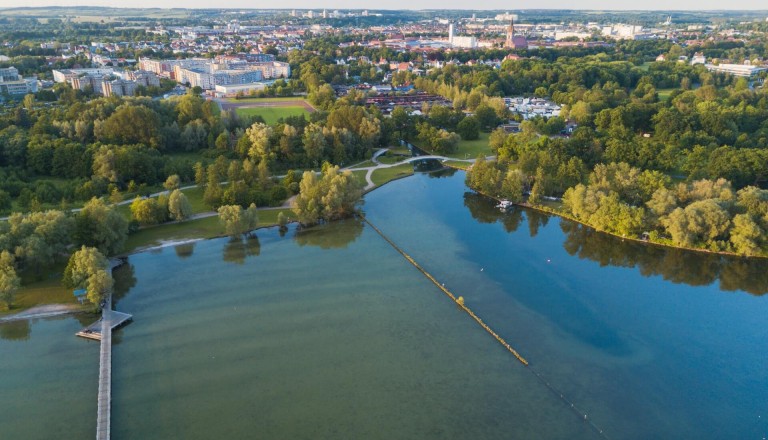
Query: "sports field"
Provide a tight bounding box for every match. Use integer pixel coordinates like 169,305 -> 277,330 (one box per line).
235,106 -> 310,125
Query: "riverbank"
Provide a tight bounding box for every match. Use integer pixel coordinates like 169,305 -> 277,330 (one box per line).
469,186 -> 768,260
0,304 -> 90,323
4,167 -> 422,318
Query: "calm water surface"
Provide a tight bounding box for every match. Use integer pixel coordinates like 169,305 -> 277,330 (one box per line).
2,170 -> 767,439
0,315 -> 99,439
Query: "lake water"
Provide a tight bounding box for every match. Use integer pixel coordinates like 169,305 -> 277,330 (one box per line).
2,170 -> 767,439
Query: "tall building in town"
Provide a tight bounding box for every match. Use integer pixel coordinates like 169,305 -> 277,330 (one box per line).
504,18 -> 528,50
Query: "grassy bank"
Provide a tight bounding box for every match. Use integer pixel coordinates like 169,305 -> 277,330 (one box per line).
3,163 -> 416,316
371,164 -> 414,186
123,208 -> 296,254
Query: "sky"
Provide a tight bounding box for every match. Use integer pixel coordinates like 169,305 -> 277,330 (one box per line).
3,0 -> 768,11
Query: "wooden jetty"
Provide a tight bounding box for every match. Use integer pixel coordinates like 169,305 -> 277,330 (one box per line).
77,258 -> 132,440
86,295 -> 134,440
96,303 -> 111,440
75,311 -> 133,341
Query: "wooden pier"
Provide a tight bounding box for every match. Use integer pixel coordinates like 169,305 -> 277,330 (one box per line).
75,311 -> 133,341
96,300 -> 112,440
76,258 -> 133,440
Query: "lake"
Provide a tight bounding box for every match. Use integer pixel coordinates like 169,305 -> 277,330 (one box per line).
1,170 -> 766,439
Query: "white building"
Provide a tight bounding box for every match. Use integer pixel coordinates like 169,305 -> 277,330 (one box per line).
451,36 -> 478,48
705,64 -> 768,77
52,68 -> 114,83
214,82 -> 267,97
0,67 -> 38,96
691,53 -> 706,65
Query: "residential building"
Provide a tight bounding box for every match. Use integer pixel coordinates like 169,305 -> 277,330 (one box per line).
214,82 -> 267,97
0,66 -> 38,96
705,63 -> 768,77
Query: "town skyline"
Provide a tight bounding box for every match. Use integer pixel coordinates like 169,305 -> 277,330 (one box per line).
4,1 -> 768,11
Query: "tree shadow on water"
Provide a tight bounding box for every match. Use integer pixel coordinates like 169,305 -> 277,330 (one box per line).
222,235 -> 261,265
174,242 -> 196,259
560,221 -> 768,295
0,320 -> 30,341
293,218 -> 364,249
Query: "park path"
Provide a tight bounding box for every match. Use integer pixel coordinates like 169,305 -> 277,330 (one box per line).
0,151 -> 487,221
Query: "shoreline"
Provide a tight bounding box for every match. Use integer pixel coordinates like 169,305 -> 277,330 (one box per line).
0,304 -> 90,323
1,169 -> 424,321
465,186 -> 766,260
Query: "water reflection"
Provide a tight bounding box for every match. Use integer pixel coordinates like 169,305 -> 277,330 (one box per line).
560,222 -> 768,295
526,209 -> 549,238
426,167 -> 458,179
294,218 -> 364,249
174,242 -> 195,259
222,235 -> 261,265
463,191 -> 768,295
463,192 -> 504,224
112,263 -> 137,307
0,319 -> 30,341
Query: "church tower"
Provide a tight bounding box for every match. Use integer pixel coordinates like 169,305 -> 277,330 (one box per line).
504,18 -> 527,50
505,19 -> 515,48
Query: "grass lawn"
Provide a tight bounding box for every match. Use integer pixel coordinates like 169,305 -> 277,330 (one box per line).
0,277 -> 82,316
371,165 -> 414,187
657,88 -> 676,101
225,96 -> 305,103
443,160 -> 471,170
1,261 -> 82,316
453,132 -> 492,159
415,131 -> 492,160
388,146 -> 412,156
377,154 -> 408,165
351,170 -> 369,187
348,160 -> 375,169
236,106 -> 310,125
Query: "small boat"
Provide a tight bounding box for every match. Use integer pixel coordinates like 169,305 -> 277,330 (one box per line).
496,200 -> 513,211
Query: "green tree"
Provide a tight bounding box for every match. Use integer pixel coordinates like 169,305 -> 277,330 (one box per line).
92,145 -> 118,183
457,116 -> 480,141
62,246 -> 113,307
203,165 -> 223,209
246,123 -> 274,165
500,169 -> 525,202
292,165 -> 362,226
0,251 -> 20,309
130,197 -> 163,226
95,104 -> 162,148
218,203 -> 258,237
194,162 -> 207,188
75,198 -> 128,255
163,174 -> 181,191
168,190 -> 192,221
474,104 -> 499,130
730,214 -> 763,256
